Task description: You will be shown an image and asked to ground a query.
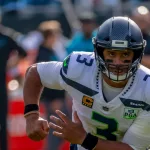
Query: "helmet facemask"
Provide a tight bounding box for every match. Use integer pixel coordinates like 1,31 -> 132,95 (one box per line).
93,37 -> 145,82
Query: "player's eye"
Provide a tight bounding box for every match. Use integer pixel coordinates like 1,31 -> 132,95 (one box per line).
123,52 -> 130,57
109,52 -> 115,57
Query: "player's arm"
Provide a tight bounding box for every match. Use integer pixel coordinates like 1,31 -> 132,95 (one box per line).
23,61 -> 64,114
23,64 -> 43,107
23,61 -> 65,141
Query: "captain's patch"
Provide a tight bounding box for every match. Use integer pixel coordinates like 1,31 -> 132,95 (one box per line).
82,95 -> 94,108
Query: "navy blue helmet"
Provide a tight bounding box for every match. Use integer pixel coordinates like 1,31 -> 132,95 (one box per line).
92,16 -> 146,81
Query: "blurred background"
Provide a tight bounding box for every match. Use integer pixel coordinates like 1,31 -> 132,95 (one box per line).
0,0 -> 150,150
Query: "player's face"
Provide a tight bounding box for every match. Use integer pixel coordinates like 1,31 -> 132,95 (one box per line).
103,49 -> 134,76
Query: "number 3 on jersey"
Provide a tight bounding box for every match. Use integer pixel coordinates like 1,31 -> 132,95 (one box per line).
76,54 -> 94,66
92,111 -> 118,141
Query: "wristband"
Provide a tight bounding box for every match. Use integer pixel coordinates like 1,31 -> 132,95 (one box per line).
81,133 -> 98,150
24,104 -> 39,117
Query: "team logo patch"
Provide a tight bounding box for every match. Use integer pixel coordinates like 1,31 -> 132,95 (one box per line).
82,95 -> 94,108
102,106 -> 109,111
123,108 -> 139,119
62,55 -> 71,74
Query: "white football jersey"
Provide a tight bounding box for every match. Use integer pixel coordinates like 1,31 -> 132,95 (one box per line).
37,51 -> 150,150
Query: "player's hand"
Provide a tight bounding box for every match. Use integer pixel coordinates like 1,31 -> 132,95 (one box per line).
25,114 -> 50,141
49,110 -> 86,144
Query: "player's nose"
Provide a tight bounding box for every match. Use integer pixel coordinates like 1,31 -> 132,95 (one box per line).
113,55 -> 123,65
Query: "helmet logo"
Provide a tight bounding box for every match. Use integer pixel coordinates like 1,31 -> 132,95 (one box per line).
112,40 -> 128,48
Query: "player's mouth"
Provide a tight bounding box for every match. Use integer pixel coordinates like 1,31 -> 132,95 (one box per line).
108,66 -> 129,75
114,69 -> 125,75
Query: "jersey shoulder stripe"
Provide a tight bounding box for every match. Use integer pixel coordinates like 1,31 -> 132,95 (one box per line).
120,98 -> 150,111
60,68 -> 98,96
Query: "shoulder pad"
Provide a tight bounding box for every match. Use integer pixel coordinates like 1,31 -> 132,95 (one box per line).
62,51 -> 94,79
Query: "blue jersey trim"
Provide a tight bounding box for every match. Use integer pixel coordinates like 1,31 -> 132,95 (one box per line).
60,68 -> 98,97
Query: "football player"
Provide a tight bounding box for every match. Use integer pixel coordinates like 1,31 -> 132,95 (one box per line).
23,17 -> 150,150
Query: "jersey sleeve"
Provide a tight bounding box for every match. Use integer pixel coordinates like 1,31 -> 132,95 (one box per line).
122,110 -> 150,150
37,61 -> 66,90
37,51 -> 94,92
